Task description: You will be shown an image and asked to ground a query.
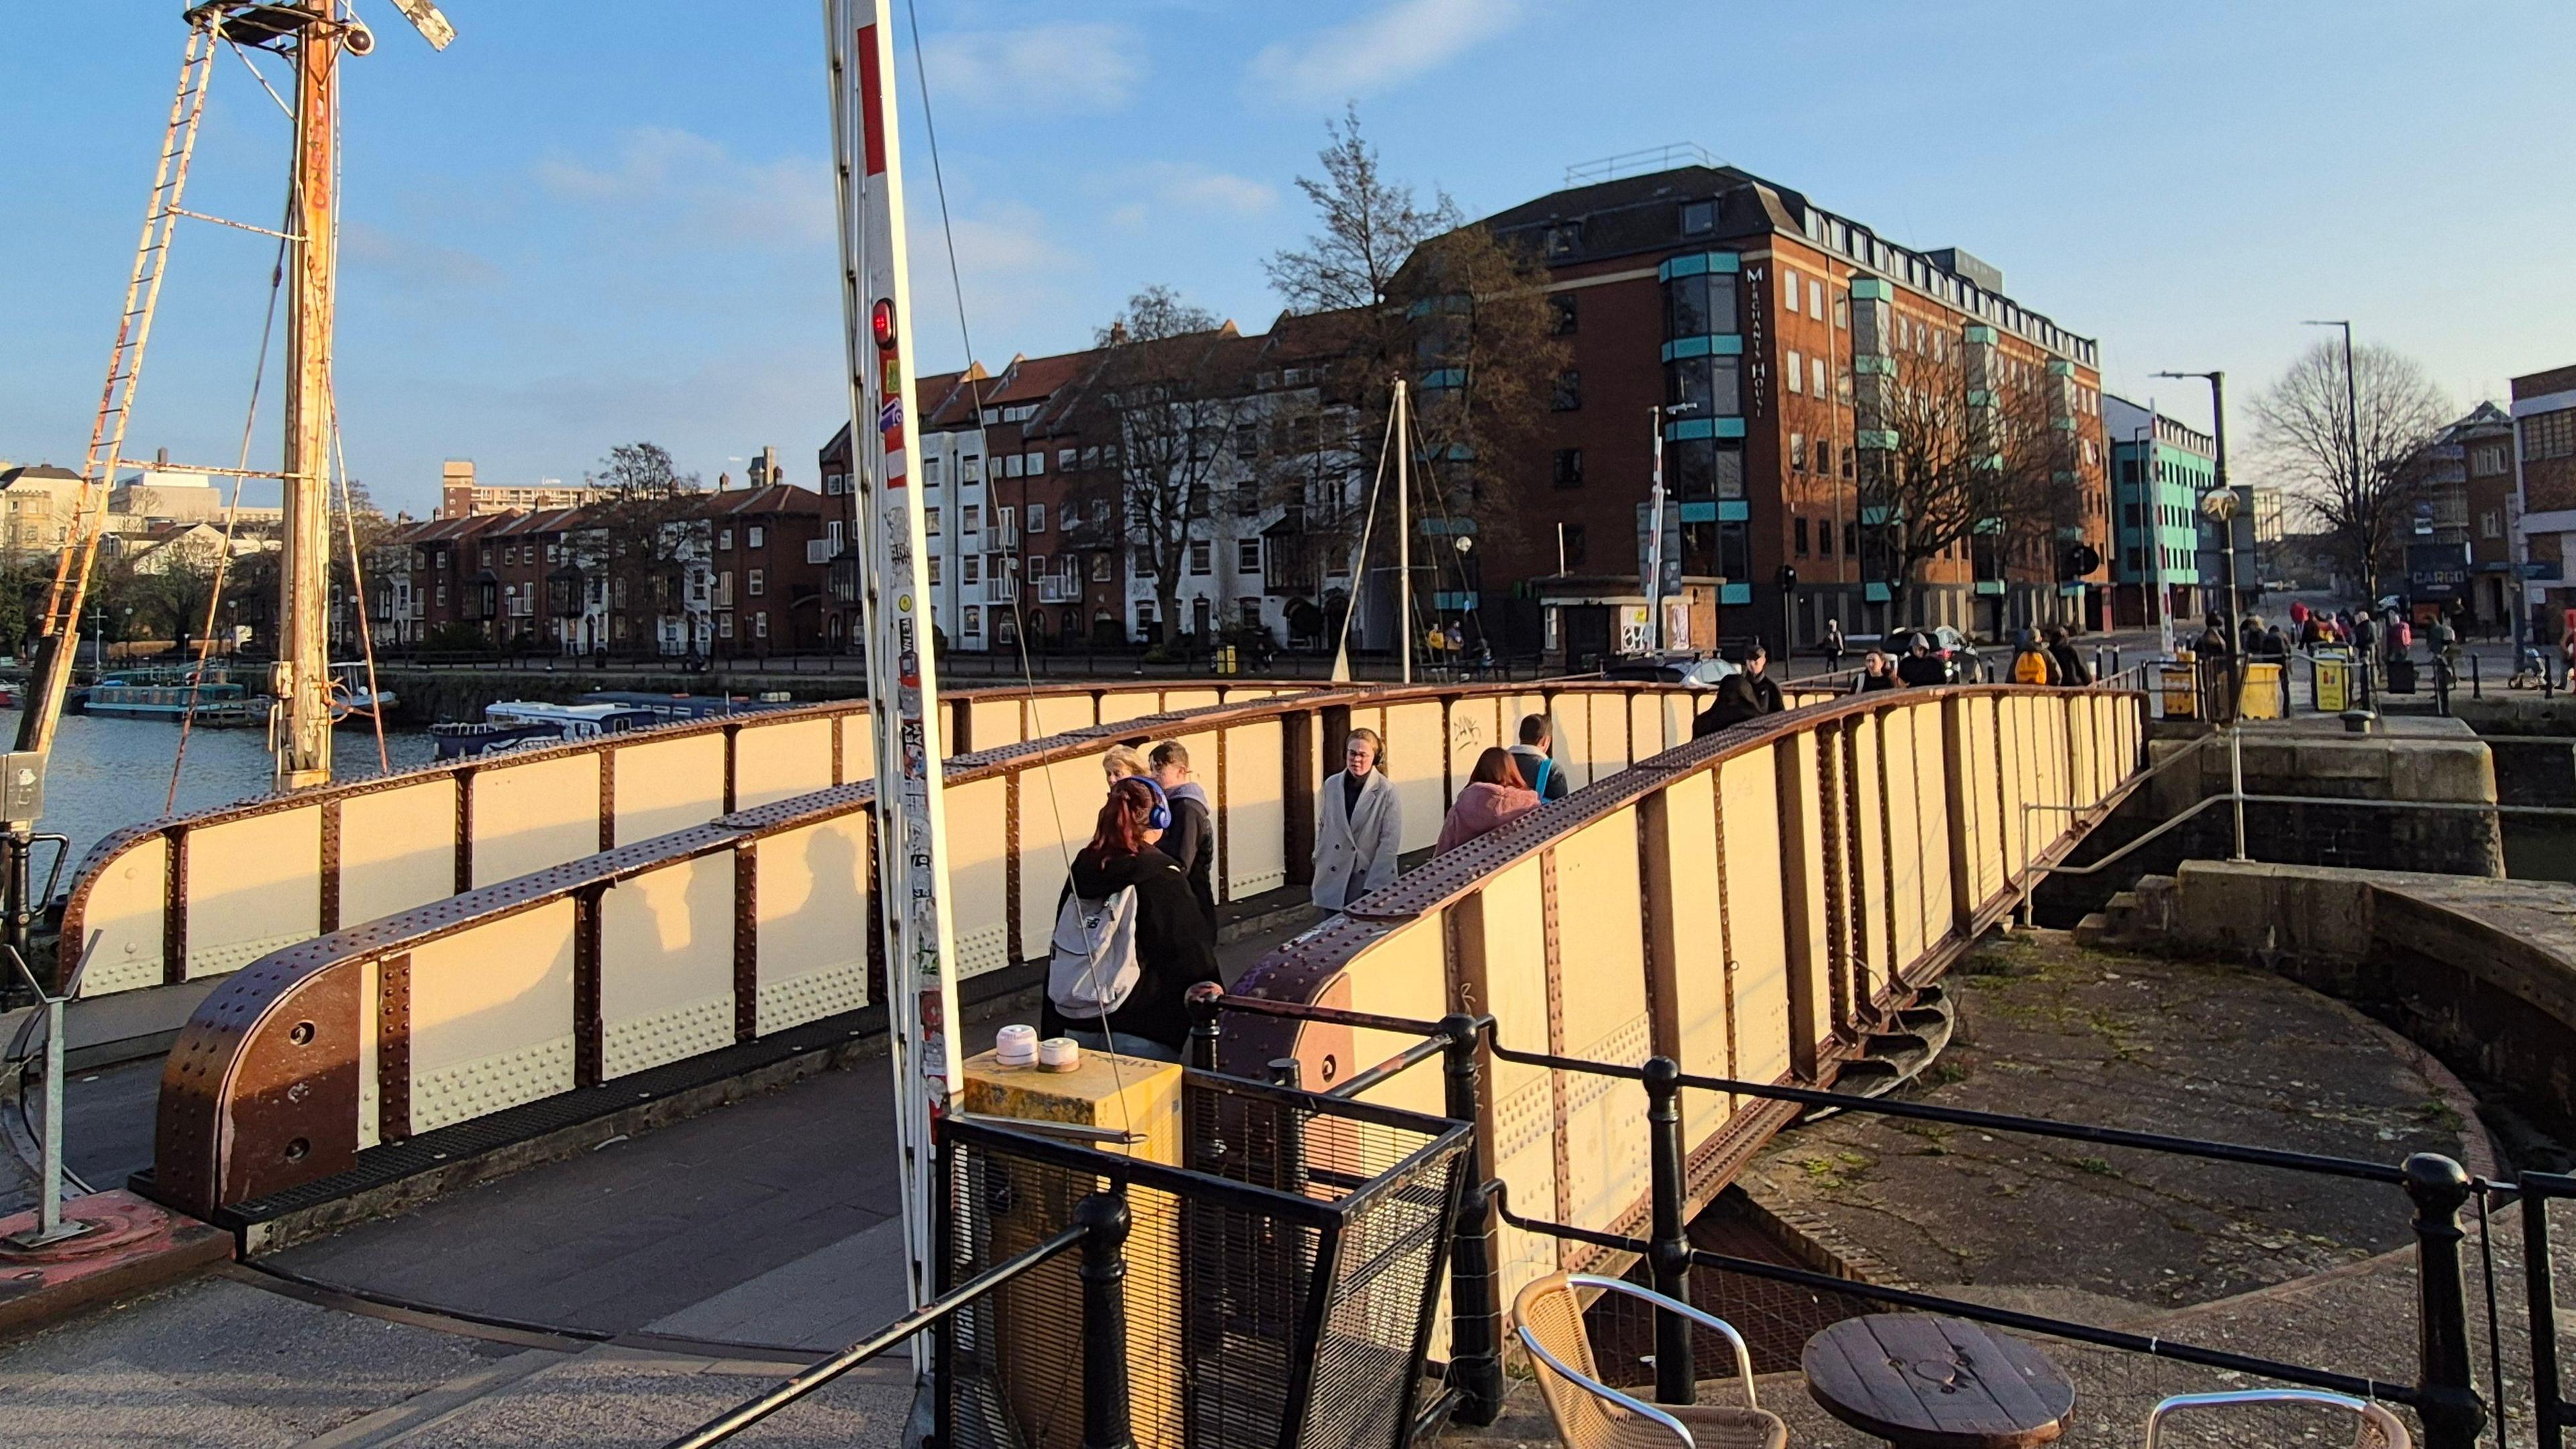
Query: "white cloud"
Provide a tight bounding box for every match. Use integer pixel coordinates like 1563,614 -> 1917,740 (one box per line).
1247,0 -> 1527,105
922,23 -> 1143,115
1142,162 -> 1275,217
535,127 -> 834,250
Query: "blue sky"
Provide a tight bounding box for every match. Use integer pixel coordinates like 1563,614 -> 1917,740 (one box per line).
5,1 -> 2571,519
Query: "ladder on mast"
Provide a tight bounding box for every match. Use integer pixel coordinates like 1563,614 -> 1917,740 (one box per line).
18,21 -> 221,759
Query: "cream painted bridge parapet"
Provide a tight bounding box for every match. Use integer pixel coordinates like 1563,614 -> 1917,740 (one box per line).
1218,684 -> 2149,1317
146,678 -> 1784,1224
60,682 -> 1321,1000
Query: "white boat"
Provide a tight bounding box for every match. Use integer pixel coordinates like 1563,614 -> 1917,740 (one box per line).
428,700 -> 660,759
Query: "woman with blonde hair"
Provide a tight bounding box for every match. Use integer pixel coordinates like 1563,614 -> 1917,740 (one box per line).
1101,743 -> 1148,784
1436,748 -> 1542,855
1313,727 -> 1401,910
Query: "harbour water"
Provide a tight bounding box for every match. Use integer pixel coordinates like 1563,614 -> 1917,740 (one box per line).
0,711 -> 439,871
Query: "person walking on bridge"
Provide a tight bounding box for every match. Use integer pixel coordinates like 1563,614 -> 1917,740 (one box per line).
1436,748 -> 1541,855
1313,727 -> 1401,911
1044,777 -> 1220,1062
1693,643 -> 1784,737
1150,740 -> 1216,929
1508,713 -> 1570,803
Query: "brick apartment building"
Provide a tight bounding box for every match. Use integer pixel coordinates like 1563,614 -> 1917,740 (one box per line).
2514,364 -> 2576,640
2454,403 -> 2518,630
814,160 -> 2110,663
375,483 -> 830,657
1471,160 -> 2110,659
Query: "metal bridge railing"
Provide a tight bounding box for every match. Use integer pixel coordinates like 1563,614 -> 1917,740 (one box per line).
1183,989 -> 2495,1448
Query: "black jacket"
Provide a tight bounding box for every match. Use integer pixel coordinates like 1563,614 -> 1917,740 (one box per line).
1042,846 -> 1221,1052
1161,786 -> 1218,928
2047,641 -> 2092,686
1691,672 -> 1783,737
1507,743 -> 1570,802
1896,652 -> 1949,686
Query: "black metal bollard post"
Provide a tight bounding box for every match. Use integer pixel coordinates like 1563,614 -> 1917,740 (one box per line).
1644,1056 -> 1695,1405
1185,982 -> 1222,1074
1269,1059 -> 1307,1196
1076,1190 -> 1136,1449
1440,1014 -> 1504,1426
2526,1187 -> 2565,1449
2472,651 -> 2483,700
2406,1154 -> 2487,1449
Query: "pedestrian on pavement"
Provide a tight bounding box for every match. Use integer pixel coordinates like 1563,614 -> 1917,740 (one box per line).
1823,618 -> 1847,675
1852,650 -> 1898,692
1508,713 -> 1570,803
2194,611 -> 2238,724
1896,631 -> 1949,687
1693,643 -> 1786,736
1313,727 -> 1401,911
2044,625 -> 2092,686
1148,740 -> 1216,929
2010,629 -> 2059,685
1042,776 -> 1220,1063
1435,748 -> 1542,855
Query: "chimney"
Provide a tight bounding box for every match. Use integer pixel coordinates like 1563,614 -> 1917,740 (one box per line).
716,471 -> 732,491
1108,321 -> 1129,345
156,447 -> 170,468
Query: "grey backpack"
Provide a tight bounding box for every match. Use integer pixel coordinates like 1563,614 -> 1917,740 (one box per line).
1047,888 -> 1141,1018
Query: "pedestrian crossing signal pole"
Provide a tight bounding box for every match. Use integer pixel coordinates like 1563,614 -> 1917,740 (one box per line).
824,0 -> 965,1401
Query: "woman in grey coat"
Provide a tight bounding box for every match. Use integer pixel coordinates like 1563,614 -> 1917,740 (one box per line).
1312,727 -> 1402,910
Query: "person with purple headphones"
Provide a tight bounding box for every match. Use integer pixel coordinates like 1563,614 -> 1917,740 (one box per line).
1041,775 -> 1220,1063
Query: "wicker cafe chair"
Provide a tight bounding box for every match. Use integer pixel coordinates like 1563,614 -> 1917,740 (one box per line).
2144,1389 -> 2412,1449
1513,1271 -> 1788,1449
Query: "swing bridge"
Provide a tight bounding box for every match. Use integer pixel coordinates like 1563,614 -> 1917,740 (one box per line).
22,673 -> 2304,1436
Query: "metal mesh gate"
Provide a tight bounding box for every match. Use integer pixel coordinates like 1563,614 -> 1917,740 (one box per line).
939,1072 -> 1470,1449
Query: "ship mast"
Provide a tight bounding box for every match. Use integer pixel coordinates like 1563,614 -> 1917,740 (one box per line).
274,0 -> 342,790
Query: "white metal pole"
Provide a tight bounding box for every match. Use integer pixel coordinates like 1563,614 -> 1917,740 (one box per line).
1648,406 -> 1666,653
824,0 -> 962,1379
1395,377 -> 1412,685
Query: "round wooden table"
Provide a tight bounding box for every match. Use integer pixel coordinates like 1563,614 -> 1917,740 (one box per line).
1802,1314 -> 2076,1449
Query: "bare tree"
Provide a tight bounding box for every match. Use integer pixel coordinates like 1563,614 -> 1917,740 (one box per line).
1263,107 -> 1563,612
1858,343 -> 2061,631
576,441 -> 702,653
1081,288 -> 1250,647
2253,341 -> 2451,600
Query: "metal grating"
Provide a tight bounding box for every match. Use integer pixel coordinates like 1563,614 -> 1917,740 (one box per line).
941,1073 -> 1468,1449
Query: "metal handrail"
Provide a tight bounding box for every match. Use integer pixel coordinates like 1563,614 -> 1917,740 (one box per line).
659,1220 -> 1087,1449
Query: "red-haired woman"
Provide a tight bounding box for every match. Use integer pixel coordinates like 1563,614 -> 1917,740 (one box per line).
1041,776 -> 1221,1062
1435,747 -> 1542,855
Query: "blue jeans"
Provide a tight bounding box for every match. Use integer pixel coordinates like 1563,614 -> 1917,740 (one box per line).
1060,1028 -> 1181,1064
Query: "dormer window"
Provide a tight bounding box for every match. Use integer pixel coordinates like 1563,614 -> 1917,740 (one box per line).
1680,200 -> 1715,235
1546,222 -> 1582,258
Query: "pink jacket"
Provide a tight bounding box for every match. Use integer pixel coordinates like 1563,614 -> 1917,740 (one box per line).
1435,782 -> 1541,855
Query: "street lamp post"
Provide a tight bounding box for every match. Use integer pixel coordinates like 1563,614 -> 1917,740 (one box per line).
1648,402 -> 1697,654
2153,370 -> 2233,651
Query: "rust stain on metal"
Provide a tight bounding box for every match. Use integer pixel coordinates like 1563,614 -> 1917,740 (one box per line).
1214,725 -> 1231,904
378,951 -> 412,1144
573,890 -> 602,1089
318,801 -> 341,936
453,768 -> 476,895
163,826 -> 188,987
733,843 -> 759,1043
598,747 -> 616,852
1817,727 -> 1849,1038
1004,771 -> 1022,966
721,725 -> 739,816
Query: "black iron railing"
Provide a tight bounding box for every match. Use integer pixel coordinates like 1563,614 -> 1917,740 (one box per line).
1185,986 -> 2494,1449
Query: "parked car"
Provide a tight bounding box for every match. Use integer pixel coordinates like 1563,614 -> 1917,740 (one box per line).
1602,653 -> 1741,690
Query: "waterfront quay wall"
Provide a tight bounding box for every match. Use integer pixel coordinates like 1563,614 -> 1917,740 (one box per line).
2148,861 -> 2576,1134
2034,717 -> 2502,926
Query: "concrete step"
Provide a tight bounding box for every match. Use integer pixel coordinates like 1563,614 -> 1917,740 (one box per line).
2071,912 -> 2115,949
